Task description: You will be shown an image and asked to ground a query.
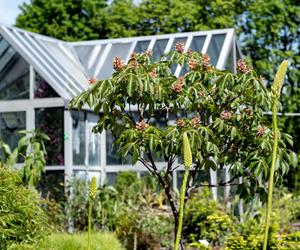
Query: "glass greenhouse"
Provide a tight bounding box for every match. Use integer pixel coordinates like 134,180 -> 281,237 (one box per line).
0,25 -> 242,202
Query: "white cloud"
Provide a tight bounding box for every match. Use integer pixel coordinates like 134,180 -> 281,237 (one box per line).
0,0 -> 29,26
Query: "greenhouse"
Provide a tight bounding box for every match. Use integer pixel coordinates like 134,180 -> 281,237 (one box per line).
0,24 -> 242,201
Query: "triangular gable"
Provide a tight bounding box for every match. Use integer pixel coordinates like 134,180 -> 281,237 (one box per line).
0,25 -> 88,100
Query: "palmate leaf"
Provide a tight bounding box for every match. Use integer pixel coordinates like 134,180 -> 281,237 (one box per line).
67,48 -> 296,205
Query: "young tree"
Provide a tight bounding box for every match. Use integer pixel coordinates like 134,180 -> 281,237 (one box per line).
69,45 -> 297,242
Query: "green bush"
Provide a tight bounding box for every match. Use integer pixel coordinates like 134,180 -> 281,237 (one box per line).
0,166 -> 49,249
225,232 -> 300,250
183,187 -> 235,246
12,232 -> 124,250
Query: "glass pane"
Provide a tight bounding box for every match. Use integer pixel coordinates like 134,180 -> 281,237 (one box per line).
0,36 -> 29,100
41,40 -> 86,82
190,36 -> 206,52
225,44 -> 234,72
152,39 -> 168,61
106,172 -> 118,186
97,42 -> 132,80
75,170 -> 101,184
87,113 -> 101,166
106,130 -> 131,165
74,45 -> 104,77
35,108 -> 64,166
0,111 -> 26,151
0,37 -> 9,55
177,169 -> 210,190
72,111 -> 85,166
34,71 -> 59,98
177,170 -> 185,190
37,170 -> 64,201
206,34 -> 226,66
134,40 -> 150,53
217,168 -> 226,202
236,44 -> 242,60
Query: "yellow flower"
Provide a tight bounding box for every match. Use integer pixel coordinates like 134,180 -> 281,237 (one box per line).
183,132 -> 192,169
89,176 -> 97,200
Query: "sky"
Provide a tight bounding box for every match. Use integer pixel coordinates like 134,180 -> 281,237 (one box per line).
0,0 -> 29,26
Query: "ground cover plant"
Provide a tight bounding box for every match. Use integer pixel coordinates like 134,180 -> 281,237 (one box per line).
69,44 -> 297,246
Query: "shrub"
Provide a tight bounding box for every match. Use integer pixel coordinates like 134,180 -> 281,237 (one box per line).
0,166 -> 49,249
226,231 -> 300,250
183,187 -> 235,246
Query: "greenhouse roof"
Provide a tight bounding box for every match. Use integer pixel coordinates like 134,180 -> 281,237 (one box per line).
0,25 -> 240,100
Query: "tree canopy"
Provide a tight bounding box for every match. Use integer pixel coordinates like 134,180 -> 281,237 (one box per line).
16,0 -> 108,41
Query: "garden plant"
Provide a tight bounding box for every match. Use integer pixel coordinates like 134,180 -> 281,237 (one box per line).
263,61 -> 288,249
69,44 -> 297,246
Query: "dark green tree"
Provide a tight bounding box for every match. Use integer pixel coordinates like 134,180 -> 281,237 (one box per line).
239,0 -> 300,190
16,0 -> 108,41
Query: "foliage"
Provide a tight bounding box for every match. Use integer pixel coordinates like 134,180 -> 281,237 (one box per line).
0,166 -> 49,249
0,139 -> 19,167
69,47 -> 296,241
183,187 -> 235,247
0,129 -> 49,187
226,231 -> 300,250
18,130 -> 50,187
65,177 -> 90,231
16,0 -> 108,41
12,232 -> 125,250
41,197 -> 65,232
64,173 -> 173,249
237,189 -> 300,236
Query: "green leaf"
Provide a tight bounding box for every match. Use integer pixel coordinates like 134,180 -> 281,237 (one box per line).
289,151 -> 298,168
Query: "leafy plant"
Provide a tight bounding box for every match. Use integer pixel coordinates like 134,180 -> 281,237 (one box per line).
183,187 -> 235,247
263,60 -> 289,250
0,166 -> 49,249
69,46 -> 297,242
0,129 -> 49,187
18,129 -> 50,187
0,140 -> 19,167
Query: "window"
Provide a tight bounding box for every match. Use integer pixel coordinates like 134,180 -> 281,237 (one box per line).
152,39 -> 168,61
87,113 -> 101,166
0,36 -> 29,100
72,111 -> 101,166
206,34 -> 226,66
34,72 -> 59,98
106,130 -> 131,165
35,108 -> 64,166
98,42 -> 132,80
72,111 -> 85,165
37,170 -> 64,201
134,40 -> 150,53
106,172 -> 118,186
0,111 -> 26,150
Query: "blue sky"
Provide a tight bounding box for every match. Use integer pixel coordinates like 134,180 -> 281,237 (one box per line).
0,0 -> 29,25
